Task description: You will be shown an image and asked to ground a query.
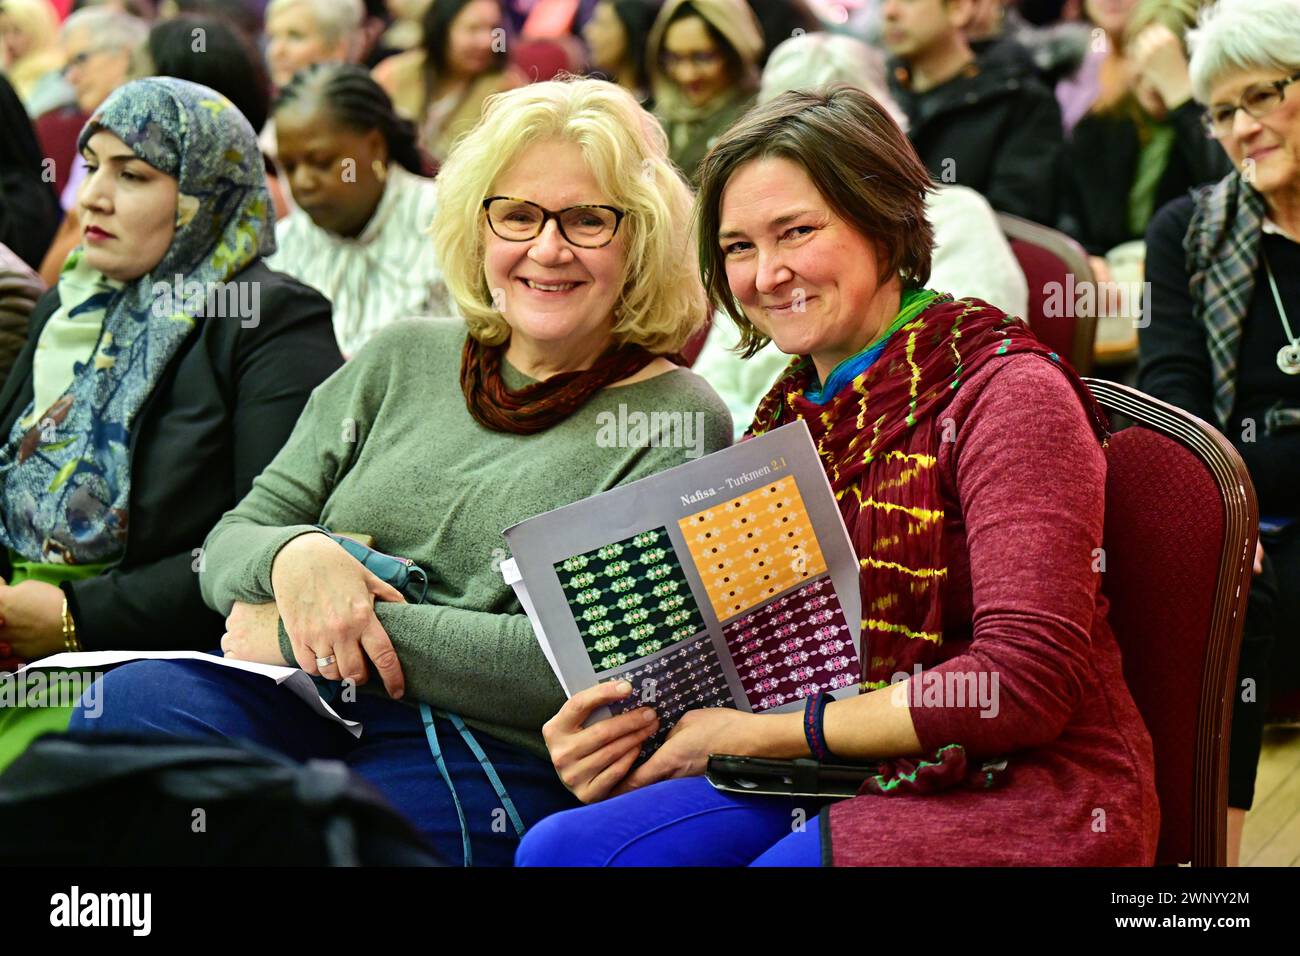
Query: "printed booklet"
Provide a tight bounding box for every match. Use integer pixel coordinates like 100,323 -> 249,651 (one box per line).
501,420 -> 863,755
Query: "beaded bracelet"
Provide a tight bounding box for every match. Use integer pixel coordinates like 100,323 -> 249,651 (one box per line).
803,689 -> 835,760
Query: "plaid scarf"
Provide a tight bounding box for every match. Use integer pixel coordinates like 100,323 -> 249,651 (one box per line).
749,294 -> 1108,688
1185,171 -> 1267,431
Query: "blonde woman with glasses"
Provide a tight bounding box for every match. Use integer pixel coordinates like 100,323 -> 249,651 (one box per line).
66,78 -> 731,868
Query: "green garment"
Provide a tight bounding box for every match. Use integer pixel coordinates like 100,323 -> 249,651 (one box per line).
199,318 -> 733,759
20,251 -> 121,430
0,557 -> 110,774
660,91 -> 757,186
8,556 -> 109,586
1127,121 -> 1176,236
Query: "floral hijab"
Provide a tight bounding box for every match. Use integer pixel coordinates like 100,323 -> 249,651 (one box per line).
0,77 -> 275,565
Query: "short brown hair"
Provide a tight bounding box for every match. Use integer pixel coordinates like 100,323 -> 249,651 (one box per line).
694,86 -> 935,357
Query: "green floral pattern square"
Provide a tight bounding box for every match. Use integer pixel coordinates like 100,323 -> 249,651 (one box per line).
555,527 -> 707,673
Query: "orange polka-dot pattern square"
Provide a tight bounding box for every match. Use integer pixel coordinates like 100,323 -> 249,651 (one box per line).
677,475 -> 827,621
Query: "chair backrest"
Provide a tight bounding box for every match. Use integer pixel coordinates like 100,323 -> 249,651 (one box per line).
680,314 -> 713,367
1000,212 -> 1098,376
509,37 -> 580,82
1084,379 -> 1257,866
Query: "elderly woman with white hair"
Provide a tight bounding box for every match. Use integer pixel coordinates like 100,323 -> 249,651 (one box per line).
1138,0 -> 1300,864
691,30 -> 1029,438
0,0 -> 73,116
265,0 -> 365,90
66,78 -> 732,867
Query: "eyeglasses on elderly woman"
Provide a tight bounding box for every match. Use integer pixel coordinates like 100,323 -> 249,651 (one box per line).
1202,71 -> 1300,138
482,196 -> 626,248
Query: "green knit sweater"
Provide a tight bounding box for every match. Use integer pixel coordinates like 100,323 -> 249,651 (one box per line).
199,318 -> 732,758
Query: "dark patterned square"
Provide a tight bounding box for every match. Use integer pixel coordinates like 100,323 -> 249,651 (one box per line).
722,576 -> 859,712
605,632 -> 731,756
555,527 -> 707,673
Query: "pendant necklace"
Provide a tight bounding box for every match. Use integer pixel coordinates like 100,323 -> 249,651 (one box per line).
1265,253 -> 1300,374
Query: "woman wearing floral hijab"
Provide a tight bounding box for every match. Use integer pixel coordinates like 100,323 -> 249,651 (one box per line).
0,78 -> 342,765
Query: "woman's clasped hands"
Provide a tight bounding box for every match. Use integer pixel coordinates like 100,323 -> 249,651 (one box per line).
221,532 -> 408,698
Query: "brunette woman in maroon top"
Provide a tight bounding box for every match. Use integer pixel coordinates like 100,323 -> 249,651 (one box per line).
517,86 -> 1159,867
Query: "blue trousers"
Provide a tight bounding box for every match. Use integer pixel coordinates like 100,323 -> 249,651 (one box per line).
515,776 -> 823,866
66,659 -> 579,867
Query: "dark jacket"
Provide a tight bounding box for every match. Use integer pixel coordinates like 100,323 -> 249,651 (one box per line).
888,51 -> 1065,224
1138,196 -> 1300,518
0,244 -> 44,391
1,74 -> 60,273
1060,100 -> 1232,255
0,261 -> 343,651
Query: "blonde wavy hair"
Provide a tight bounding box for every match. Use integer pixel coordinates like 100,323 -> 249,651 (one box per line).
429,77 -> 707,354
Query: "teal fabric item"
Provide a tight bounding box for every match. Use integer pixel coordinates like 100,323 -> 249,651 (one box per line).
419,703 -> 526,866
804,288 -> 940,405
0,77 -> 275,564
1127,121 -> 1176,236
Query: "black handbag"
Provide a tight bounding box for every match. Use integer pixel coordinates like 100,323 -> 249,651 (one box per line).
0,733 -> 444,865
706,754 -> 883,799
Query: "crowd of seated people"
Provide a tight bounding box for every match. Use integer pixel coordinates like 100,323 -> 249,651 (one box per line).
0,0 -> 1296,868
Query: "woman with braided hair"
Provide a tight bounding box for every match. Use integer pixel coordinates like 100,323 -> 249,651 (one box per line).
267,62 -> 450,357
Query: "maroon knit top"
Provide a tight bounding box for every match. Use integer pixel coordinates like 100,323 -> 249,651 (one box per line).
825,353 -> 1160,866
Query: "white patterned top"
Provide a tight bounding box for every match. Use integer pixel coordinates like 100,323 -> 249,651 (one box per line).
267,164 -> 453,358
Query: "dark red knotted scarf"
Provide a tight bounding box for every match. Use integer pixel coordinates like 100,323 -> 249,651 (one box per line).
460,335 -> 662,435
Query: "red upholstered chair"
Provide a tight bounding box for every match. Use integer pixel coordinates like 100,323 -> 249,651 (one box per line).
509,37 -> 583,83
679,314 -> 712,367
999,212 -> 1098,376
1085,379 -> 1257,866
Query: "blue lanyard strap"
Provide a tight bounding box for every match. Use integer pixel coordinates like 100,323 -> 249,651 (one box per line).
441,710 -> 527,839
419,703 -> 473,867
419,705 -> 527,866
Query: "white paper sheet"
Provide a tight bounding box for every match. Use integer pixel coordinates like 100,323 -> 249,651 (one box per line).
16,650 -> 361,736
500,557 -> 570,696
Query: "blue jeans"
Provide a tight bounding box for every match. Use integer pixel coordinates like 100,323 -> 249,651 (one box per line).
67,659 -> 578,867
515,776 -> 823,866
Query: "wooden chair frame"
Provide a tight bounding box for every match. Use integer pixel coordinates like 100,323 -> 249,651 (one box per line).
1084,379 -> 1258,866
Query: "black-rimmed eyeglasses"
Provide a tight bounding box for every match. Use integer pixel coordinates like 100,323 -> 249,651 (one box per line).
482,196 -> 626,248
1203,71 -> 1300,139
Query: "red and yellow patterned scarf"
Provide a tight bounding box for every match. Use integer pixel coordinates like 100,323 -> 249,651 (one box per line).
749,293 -> 1109,689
